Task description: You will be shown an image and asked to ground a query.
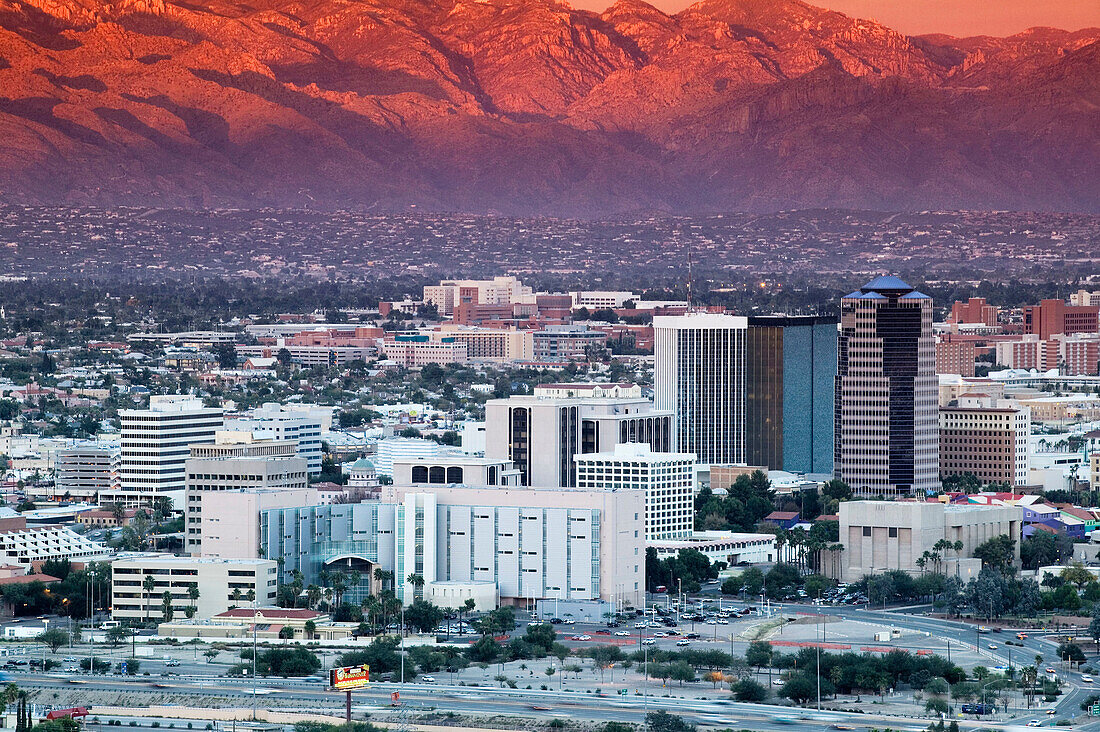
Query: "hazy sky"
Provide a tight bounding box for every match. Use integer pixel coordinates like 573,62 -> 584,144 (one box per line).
570,0 -> 1100,37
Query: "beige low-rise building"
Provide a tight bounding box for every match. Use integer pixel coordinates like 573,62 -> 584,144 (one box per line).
156,607 -> 354,640
839,500 -> 1021,582
111,555 -> 278,621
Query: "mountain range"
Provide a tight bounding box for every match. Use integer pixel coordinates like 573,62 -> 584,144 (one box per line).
0,0 -> 1097,214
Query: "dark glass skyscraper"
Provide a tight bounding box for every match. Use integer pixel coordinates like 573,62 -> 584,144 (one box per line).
834,276 -> 939,498
746,315 -> 838,474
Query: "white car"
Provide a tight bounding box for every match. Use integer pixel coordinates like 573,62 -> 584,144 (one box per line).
676,640 -> 691,647
987,643 -> 998,650
421,676 -> 435,682
614,631 -> 630,637
641,638 -> 656,645
634,622 -> 647,628
1026,721 -> 1041,727
1084,675 -> 1095,683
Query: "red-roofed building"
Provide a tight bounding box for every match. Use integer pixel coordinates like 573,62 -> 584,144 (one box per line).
762,511 -> 800,530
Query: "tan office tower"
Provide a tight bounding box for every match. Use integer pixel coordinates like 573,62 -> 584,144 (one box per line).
835,276 -> 939,498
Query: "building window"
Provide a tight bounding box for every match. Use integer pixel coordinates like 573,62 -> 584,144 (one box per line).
862,527 -> 871,537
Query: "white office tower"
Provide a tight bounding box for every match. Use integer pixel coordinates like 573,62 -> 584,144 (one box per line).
575,443 -> 696,541
484,384 -> 673,487
653,313 -> 748,466
227,403 -> 325,477
117,396 -> 223,506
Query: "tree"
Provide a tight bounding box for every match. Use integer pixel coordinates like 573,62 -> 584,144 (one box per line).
279,626 -> 295,641
105,626 -> 128,647
142,574 -> 157,623
645,712 -> 695,732
669,661 -> 696,686
1057,642 -> 1087,668
36,628 -> 69,653
731,678 -> 769,702
1021,529 -> 1073,570
867,574 -> 896,606
745,640 -> 772,669
704,670 -> 726,689
1061,564 -> 1094,590
1090,604 -> 1100,651
187,582 -> 200,618
780,673 -> 818,704
161,590 -> 174,622
404,599 -> 444,634
304,620 -> 316,640
973,535 -> 1016,573
214,343 -> 237,369
739,567 -> 765,597
406,573 -> 425,601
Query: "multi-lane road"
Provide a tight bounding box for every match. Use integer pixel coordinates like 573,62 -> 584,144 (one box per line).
9,603 -> 1100,731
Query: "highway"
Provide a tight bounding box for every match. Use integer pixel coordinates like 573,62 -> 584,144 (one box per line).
788,603 -> 1100,729
9,603 -> 1100,731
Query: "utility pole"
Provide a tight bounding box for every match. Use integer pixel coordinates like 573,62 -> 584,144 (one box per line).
251,605 -> 258,721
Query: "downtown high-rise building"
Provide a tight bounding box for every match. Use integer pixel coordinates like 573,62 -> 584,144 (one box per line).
485,384 -> 672,487
654,313 -> 748,466
745,315 -> 837,474
116,395 -> 223,505
834,276 -> 940,498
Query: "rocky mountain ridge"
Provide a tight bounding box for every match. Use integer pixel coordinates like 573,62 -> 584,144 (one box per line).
0,0 -> 1097,213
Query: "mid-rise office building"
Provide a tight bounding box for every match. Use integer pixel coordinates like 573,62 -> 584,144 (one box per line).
834,276 -> 939,498
485,384 -> 673,487
184,434 -> 308,555
532,326 -> 608,360
382,336 -> 468,367
423,276 -> 533,316
54,444 -> 120,499
117,396 -> 223,505
654,313 -> 748,466
111,555 -> 278,621
226,403 -> 326,476
1023,299 -> 1099,339
433,325 -> 533,362
575,443 -> 695,541
939,396 -> 1030,486
745,315 -> 837,474
261,484 -> 645,609
198,486 -> 317,559
935,336 -> 977,377
948,297 -> 1000,327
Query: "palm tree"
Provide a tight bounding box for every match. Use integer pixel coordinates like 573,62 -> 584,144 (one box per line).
304,620 -> 316,640
142,575 -> 157,624
773,530 -> 788,564
374,568 -> 393,593
246,588 -> 256,607
1021,665 -> 1038,708
406,573 -> 425,601
916,556 -> 927,575
160,591 -> 174,622
361,595 -> 381,632
187,582 -> 199,618
827,543 -> 844,579
305,584 -> 322,610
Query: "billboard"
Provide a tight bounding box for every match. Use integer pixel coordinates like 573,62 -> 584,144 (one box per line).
330,664 -> 369,690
